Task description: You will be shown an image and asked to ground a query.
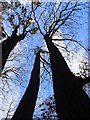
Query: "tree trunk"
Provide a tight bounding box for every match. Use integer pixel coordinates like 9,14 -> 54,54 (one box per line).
44,34 -> 90,120
11,50 -> 40,120
1,26 -> 25,72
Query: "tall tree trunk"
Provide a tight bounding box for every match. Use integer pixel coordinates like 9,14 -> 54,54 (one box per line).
1,25 -> 25,72
11,50 -> 40,120
44,34 -> 90,119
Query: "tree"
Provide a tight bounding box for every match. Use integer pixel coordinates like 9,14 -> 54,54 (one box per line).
1,1 -> 39,73
11,48 -> 40,119
32,1 -> 90,119
1,25 -> 25,71
44,34 -> 90,119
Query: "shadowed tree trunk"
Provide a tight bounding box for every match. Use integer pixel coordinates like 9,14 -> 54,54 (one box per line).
11,50 -> 40,120
44,34 -> 90,120
1,25 -> 26,72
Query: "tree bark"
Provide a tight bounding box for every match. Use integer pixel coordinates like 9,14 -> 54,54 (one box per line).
11,50 -> 40,120
44,34 -> 90,120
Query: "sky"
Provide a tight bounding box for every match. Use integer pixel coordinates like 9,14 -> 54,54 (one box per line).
0,1 -> 90,119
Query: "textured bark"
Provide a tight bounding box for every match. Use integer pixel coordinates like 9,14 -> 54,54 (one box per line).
44,34 -> 90,120
1,25 -> 25,72
11,51 -> 40,120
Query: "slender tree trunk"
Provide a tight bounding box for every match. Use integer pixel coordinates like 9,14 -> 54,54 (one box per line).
11,50 -> 40,120
1,26 -> 25,72
44,34 -> 90,120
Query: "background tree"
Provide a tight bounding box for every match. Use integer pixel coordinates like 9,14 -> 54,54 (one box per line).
77,61 -> 90,97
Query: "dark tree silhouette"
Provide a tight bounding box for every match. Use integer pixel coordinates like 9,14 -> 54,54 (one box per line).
44,34 -> 90,119
1,25 -> 26,71
1,2 -> 38,73
11,49 -> 40,120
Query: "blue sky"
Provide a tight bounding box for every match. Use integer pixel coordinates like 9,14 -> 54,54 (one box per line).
0,1 -> 90,119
